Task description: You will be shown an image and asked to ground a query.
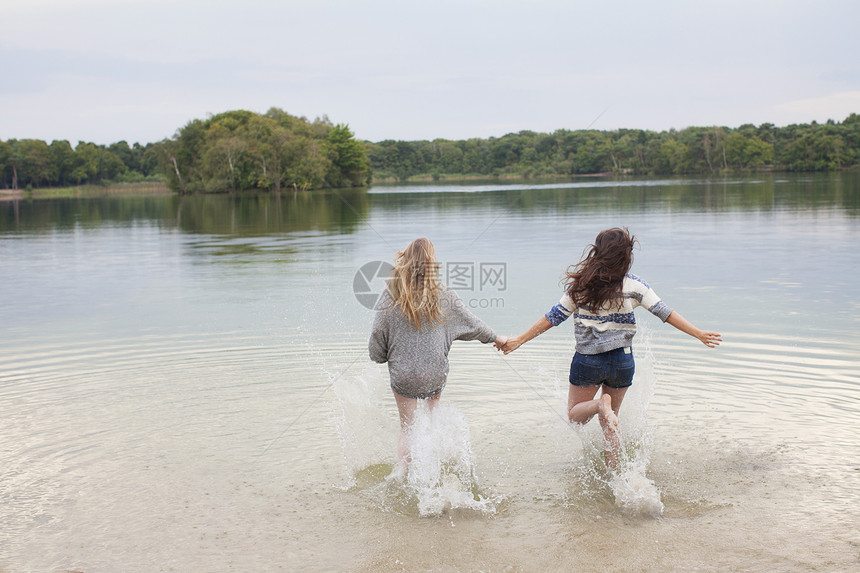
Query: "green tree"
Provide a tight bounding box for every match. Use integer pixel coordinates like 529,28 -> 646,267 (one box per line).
725,132 -> 773,168
71,142 -> 101,184
656,139 -> 690,174
99,150 -> 128,181
326,124 -> 370,187
16,139 -> 55,187
285,136 -> 328,190
0,140 -> 11,188
782,133 -> 846,171
436,140 -> 464,174
50,140 -> 76,186
140,143 -> 161,177
154,109 -> 365,193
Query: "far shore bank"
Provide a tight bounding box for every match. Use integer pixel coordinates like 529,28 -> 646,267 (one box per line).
0,181 -> 171,201
3,167 -> 857,201
369,171 -> 623,184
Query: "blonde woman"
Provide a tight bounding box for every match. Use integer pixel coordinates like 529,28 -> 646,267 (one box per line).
369,238 -> 505,476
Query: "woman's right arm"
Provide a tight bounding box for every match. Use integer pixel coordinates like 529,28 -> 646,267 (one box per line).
499,316 -> 553,354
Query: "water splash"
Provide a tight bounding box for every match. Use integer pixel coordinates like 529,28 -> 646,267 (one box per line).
330,364 -> 395,488
331,368 -> 499,516
609,458 -> 664,517
402,405 -> 500,516
571,423 -> 663,517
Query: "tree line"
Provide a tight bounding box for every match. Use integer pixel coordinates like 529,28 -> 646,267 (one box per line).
0,108 -> 370,194
366,114 -> 860,180
0,138 -> 161,190
2,112 -> 858,191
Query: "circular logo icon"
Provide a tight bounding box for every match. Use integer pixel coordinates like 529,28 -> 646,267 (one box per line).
353,260 -> 394,309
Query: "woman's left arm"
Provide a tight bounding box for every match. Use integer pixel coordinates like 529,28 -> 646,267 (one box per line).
665,311 -> 722,348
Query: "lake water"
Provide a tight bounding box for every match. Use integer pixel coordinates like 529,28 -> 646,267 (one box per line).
1,174 -> 859,572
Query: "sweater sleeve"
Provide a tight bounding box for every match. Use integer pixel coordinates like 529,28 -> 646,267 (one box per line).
633,276 -> 673,322
368,294 -> 392,363
448,289 -> 497,343
545,293 -> 575,326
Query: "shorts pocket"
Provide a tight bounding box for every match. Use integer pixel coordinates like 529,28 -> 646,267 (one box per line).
570,354 -> 604,386
612,364 -> 635,388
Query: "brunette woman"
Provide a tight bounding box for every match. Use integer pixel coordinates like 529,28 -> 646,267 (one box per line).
499,228 -> 721,468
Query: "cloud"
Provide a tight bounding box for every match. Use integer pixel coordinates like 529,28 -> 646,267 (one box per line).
775,92 -> 860,122
1,1 -> 858,143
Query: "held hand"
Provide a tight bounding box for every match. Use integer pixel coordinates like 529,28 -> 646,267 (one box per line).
698,330 -> 722,348
501,336 -> 524,355
493,335 -> 508,351
496,317 -> 550,355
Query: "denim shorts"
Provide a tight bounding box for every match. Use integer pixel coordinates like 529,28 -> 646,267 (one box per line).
569,348 -> 635,389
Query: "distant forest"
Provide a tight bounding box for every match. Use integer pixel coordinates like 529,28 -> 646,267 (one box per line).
1,112 -> 858,192
0,108 -> 370,194
366,114 -> 860,181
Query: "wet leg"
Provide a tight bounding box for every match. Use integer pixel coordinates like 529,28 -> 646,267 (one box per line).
391,390 -> 418,478
568,384 -> 601,424
598,385 -> 627,469
425,393 -> 441,413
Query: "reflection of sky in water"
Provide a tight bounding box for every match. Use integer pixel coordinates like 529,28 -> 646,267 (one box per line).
368,178 -> 705,194
366,176 -> 786,194
0,174 -> 858,572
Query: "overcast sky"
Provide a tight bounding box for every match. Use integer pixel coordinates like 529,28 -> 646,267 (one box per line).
2,0 -> 858,145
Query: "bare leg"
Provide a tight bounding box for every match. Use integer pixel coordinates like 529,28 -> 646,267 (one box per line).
425,393 -> 441,412
597,385 -> 627,469
597,394 -> 620,468
568,384 -> 627,469
392,390 -> 419,476
568,384 -> 600,424
391,390 -> 442,478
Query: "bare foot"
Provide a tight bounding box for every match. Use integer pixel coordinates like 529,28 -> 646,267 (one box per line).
597,394 -> 619,435
385,460 -> 407,482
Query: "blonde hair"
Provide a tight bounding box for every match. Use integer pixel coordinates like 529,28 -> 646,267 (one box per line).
389,238 -> 443,328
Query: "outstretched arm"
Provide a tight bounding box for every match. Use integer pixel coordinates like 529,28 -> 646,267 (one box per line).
665,310 -> 722,348
496,316 -> 554,354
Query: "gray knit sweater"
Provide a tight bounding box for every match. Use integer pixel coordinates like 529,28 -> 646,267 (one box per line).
369,285 -> 496,399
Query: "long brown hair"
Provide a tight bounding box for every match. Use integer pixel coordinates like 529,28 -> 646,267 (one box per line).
565,227 -> 637,311
388,237 -> 443,328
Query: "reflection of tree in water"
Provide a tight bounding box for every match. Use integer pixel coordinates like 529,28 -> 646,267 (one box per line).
0,195 -> 183,233
2,174 -> 858,235
0,190 -> 370,235
368,173 -> 860,216
174,190 -> 368,235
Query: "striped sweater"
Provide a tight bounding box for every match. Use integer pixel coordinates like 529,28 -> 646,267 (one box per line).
545,273 -> 673,354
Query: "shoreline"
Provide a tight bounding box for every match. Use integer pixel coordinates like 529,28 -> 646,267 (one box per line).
364,165 -> 860,184
3,167 -> 857,200
0,182 -> 171,202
